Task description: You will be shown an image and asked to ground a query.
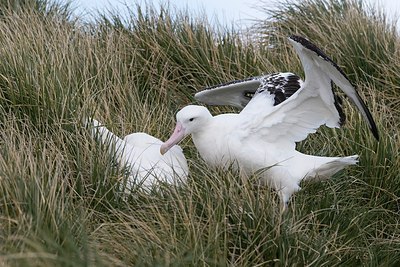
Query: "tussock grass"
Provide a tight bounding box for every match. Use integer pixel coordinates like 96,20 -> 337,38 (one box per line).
0,0 -> 399,266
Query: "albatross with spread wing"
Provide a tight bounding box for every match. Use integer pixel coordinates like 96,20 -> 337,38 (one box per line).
160,35 -> 379,206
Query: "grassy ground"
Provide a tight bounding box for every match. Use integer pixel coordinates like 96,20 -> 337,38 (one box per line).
0,0 -> 399,266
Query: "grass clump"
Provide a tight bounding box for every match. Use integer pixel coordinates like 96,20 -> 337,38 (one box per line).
0,0 -> 399,266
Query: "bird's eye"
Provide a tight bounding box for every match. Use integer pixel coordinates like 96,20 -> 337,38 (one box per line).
189,118 -> 194,122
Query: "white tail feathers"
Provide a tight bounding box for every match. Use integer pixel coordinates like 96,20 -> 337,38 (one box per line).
304,155 -> 359,181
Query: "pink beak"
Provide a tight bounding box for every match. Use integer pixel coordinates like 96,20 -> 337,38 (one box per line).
160,122 -> 185,155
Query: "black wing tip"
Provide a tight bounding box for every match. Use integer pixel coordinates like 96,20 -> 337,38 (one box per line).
368,113 -> 380,141
372,127 -> 380,141
353,91 -> 380,141
367,118 -> 380,141
356,97 -> 380,141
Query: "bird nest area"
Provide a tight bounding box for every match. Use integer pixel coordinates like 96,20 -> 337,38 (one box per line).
0,0 -> 399,266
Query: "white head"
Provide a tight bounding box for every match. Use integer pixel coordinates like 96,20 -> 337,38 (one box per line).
160,105 -> 212,155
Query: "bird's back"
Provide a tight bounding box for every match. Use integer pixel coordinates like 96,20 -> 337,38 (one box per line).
123,132 -> 188,186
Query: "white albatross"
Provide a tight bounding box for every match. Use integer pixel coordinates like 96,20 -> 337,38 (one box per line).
160,35 -> 379,206
88,118 -> 188,191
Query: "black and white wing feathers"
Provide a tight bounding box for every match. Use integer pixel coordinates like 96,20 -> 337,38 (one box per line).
237,35 -> 379,150
258,73 -> 303,106
194,73 -> 303,109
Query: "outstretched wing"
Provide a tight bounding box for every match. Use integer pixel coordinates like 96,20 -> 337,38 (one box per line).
239,35 -> 379,150
194,72 -> 303,108
288,35 -> 379,140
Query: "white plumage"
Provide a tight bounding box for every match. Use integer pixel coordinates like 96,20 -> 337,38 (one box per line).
160,35 -> 378,206
88,118 -> 188,191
